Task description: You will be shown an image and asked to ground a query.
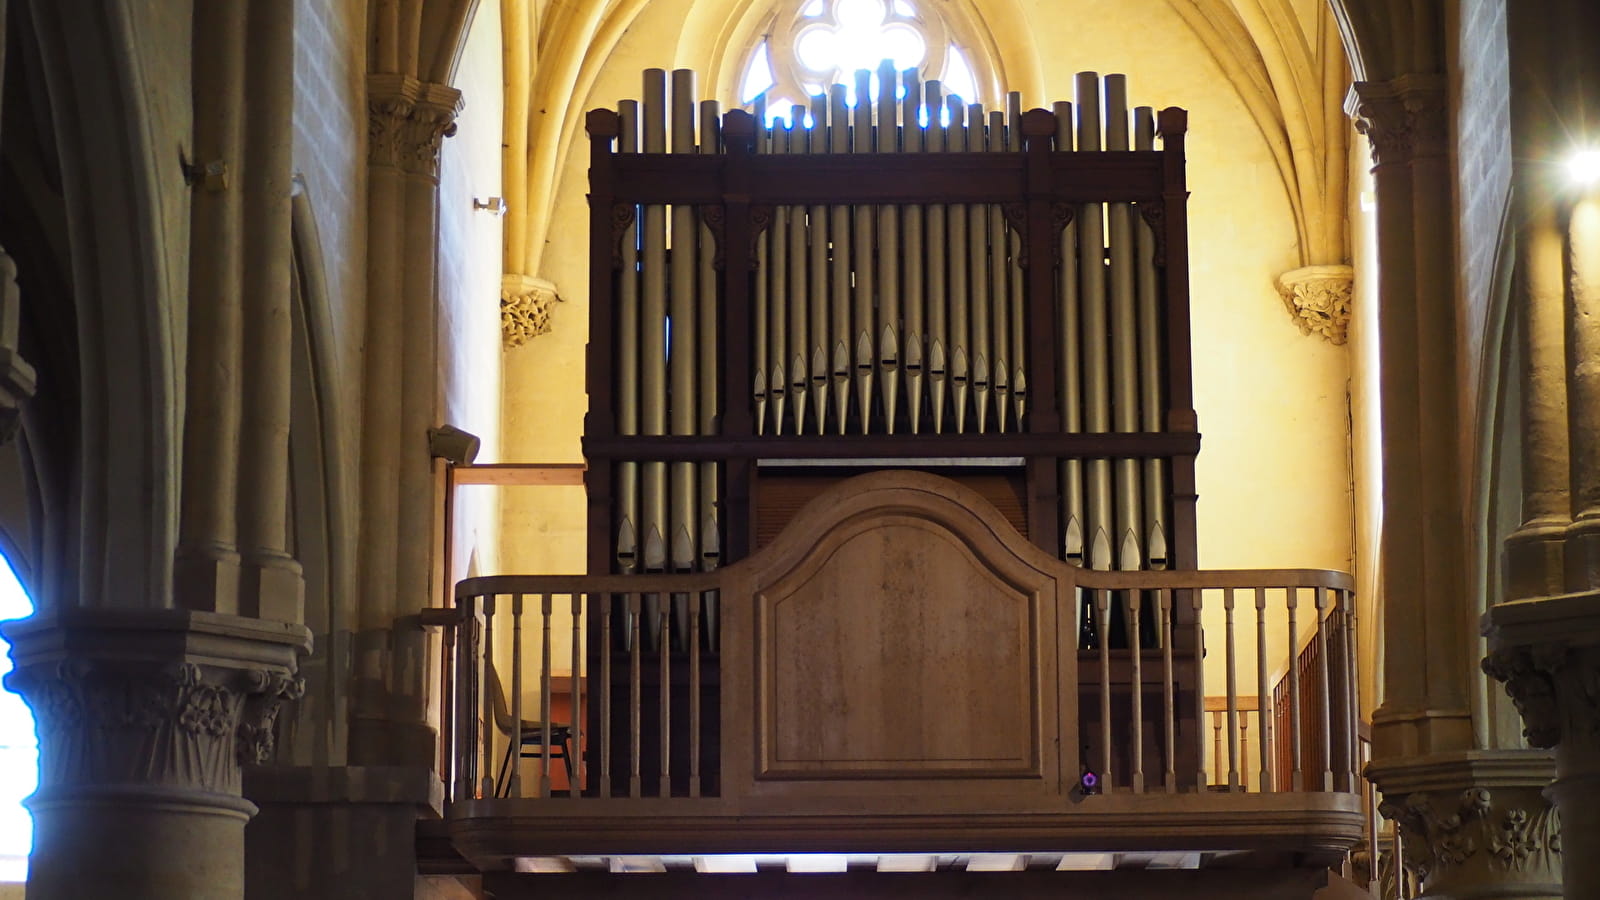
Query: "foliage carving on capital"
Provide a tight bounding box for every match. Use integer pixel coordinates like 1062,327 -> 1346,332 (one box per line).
1379,787 -> 1560,885
1275,265 -> 1353,344
1484,640 -> 1600,752
501,274 -> 562,348
368,76 -> 462,178
1351,78 -> 1448,167
6,659 -> 303,793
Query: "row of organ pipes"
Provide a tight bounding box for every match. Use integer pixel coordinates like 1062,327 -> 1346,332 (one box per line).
609,66 -> 1173,649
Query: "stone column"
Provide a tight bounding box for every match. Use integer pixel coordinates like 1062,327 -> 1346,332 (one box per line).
1484,597 -> 1600,899
1,609 -> 309,900
1353,75 -> 1562,900
352,74 -> 460,767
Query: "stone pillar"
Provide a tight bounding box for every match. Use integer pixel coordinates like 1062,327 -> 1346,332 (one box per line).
351,75 -> 460,767
1352,75 -> 1563,899
1,609 -> 309,900
1484,595 -> 1600,899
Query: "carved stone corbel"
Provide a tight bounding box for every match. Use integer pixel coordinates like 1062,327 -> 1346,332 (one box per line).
1275,264 -> 1354,344
500,274 -> 561,348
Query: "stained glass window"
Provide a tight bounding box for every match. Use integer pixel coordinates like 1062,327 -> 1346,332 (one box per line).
739,0 -> 988,125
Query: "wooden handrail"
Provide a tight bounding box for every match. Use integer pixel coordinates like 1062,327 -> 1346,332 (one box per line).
456,565 -> 1353,601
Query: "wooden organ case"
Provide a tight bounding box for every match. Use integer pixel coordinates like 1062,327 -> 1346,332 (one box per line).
583,66 -> 1201,798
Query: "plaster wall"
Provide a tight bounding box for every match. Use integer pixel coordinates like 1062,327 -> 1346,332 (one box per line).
439,2 -> 507,584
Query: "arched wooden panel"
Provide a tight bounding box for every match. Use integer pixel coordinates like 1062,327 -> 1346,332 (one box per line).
721,471 -> 1075,800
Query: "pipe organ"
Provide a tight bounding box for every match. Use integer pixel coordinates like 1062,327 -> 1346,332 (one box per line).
585,68 -> 1198,791
587,67 -> 1196,645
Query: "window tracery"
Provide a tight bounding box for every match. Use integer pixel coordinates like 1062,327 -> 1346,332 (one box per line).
738,0 -> 986,123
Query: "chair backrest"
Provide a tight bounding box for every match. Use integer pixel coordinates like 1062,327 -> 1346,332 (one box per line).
485,660 -> 565,737
485,661 -> 516,736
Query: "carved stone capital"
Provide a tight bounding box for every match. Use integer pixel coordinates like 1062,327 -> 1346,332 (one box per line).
1349,75 -> 1448,168
0,609 -> 310,800
1484,592 -> 1600,752
501,274 -> 561,348
1275,264 -> 1353,344
1368,752 -> 1561,896
367,73 -> 463,179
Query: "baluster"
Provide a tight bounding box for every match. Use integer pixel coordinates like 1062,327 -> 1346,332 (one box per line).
453,597 -> 473,801
571,592 -> 584,798
630,592 -> 643,799
601,593 -> 613,799
1345,592 -> 1360,793
482,595 -> 496,799
1288,587 -> 1302,791
1128,589 -> 1144,792
1193,588 -> 1206,791
1240,715 -> 1251,791
541,593 -> 554,798
1224,587 -> 1239,791
660,599 -> 672,797
511,594 -> 524,797
1159,588 -> 1175,793
1211,710 -> 1223,785
1316,586 -> 1333,792
690,591 -> 702,798
1097,588 -> 1112,789
1256,587 -> 1272,792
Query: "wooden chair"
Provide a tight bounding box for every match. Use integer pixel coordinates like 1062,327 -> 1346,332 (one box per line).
487,663 -> 573,797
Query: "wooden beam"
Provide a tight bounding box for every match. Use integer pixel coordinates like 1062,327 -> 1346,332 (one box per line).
453,463 -> 588,486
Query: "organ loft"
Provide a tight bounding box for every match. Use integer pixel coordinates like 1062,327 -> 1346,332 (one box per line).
0,1 -> 1597,899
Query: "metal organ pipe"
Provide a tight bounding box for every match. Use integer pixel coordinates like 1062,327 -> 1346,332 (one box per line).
1054,100 -> 1085,565
902,69 -> 926,434
1135,106 -> 1170,568
852,68 -> 876,434
924,80 -> 949,434
1106,74 -> 1144,576
877,59 -> 902,432
828,84 -> 852,435
1075,71 -> 1114,574
808,94 -> 831,435
599,67 -> 1179,662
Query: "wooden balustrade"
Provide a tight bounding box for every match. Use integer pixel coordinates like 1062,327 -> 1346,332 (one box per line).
444,567 -> 1357,803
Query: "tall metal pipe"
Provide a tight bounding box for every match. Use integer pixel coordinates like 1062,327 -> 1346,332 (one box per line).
669,71 -> 699,658
828,84 -> 852,434
788,104 -> 811,436
946,94 -> 970,433
669,70 -> 699,576
754,119 -> 771,434
1075,71 -> 1113,573
902,69 -> 926,433
1105,74 -> 1143,575
641,70 -> 669,651
925,80 -> 949,433
1007,92 -> 1027,429
852,69 -> 876,433
987,109 -> 1010,433
769,122 -> 791,433
877,60 -> 902,433
1054,100 -> 1084,564
808,93 -> 831,433
968,102 -> 992,433
616,101 -> 641,576
1135,106 -> 1169,567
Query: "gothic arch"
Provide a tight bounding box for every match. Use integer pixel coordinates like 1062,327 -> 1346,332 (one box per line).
4,2 -> 181,612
